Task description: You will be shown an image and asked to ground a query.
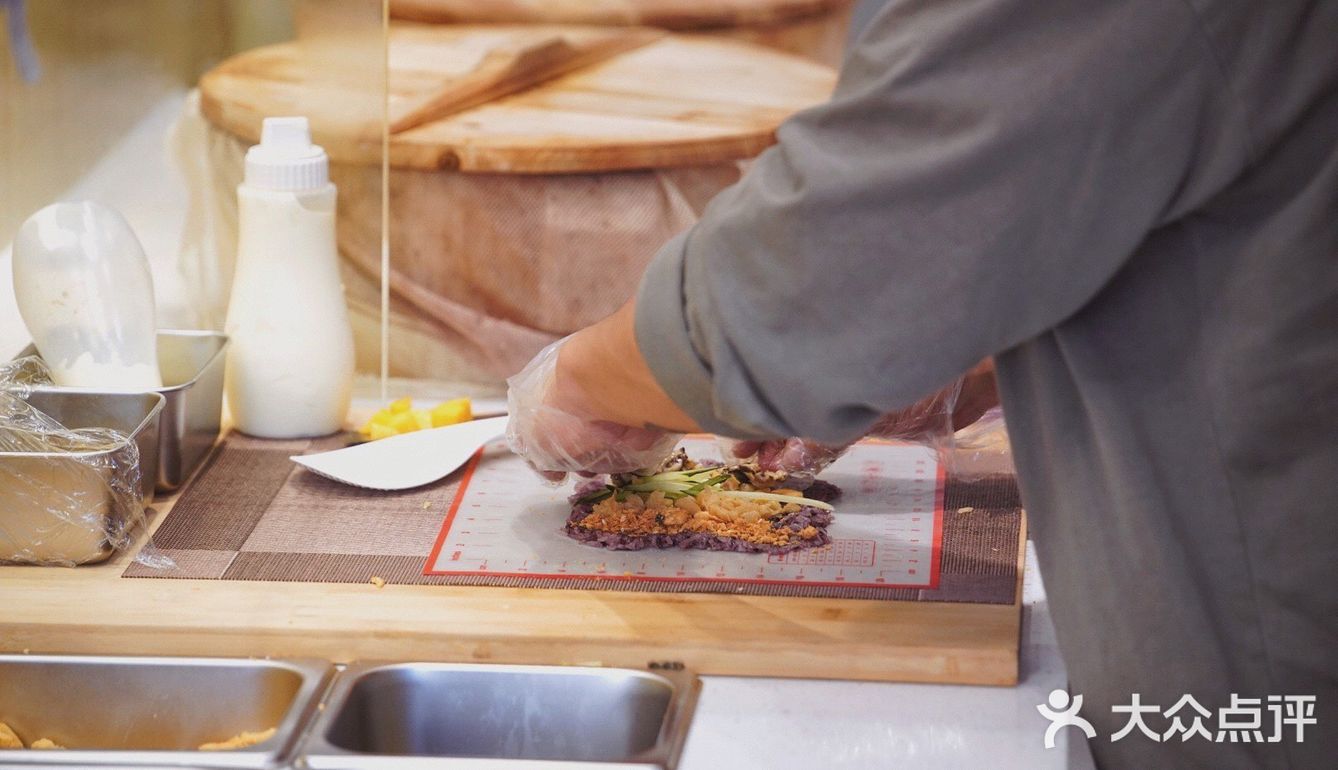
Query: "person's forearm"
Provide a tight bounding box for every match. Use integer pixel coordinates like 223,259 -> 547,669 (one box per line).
553,298 -> 702,433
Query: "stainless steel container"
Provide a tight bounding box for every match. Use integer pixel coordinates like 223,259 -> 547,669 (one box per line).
0,389 -> 163,565
19,330 -> 228,491
301,663 -> 700,770
152,330 -> 228,491
0,655 -> 332,768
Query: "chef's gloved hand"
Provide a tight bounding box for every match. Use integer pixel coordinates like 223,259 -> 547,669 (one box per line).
725,360 -> 999,483
721,384 -> 958,486
724,437 -> 847,490
506,338 -> 682,484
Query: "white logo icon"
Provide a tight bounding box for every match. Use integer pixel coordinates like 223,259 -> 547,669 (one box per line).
1037,688 -> 1097,749
1040,691 -> 1316,746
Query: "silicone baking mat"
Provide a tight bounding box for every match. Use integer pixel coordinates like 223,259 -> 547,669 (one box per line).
426,437 -> 942,590
125,432 -> 1023,604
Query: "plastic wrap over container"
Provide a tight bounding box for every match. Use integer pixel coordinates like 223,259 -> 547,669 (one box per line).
0,358 -> 171,568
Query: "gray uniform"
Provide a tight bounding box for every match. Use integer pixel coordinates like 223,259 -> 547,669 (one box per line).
634,1 -> 1337,767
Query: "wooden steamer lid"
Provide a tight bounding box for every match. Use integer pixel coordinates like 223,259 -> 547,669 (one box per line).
199,23 -> 837,174
389,0 -> 855,30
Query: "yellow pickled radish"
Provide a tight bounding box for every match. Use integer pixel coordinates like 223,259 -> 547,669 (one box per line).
360,408 -> 398,433
431,398 -> 472,427
360,396 -> 473,439
359,408 -> 391,435
411,408 -> 433,431
388,410 -> 418,434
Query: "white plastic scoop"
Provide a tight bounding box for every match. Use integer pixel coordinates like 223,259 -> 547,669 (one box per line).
12,201 -> 163,388
291,416 -> 509,491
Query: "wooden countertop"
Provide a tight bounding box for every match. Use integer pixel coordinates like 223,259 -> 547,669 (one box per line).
0,516 -> 1025,685
0,457 -> 1025,686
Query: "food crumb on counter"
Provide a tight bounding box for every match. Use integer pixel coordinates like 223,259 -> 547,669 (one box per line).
199,727 -> 276,751
29,738 -> 63,750
956,506 -> 975,514
422,500 -> 432,509
370,576 -> 386,588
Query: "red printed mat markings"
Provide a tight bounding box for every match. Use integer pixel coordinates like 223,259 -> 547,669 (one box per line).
424,437 -> 945,591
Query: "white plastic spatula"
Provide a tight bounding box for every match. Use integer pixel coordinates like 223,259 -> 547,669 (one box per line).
291,416 -> 509,491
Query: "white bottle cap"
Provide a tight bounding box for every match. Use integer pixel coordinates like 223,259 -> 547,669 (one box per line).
244,116 -> 329,191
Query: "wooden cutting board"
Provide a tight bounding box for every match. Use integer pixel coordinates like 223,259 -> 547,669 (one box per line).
389,0 -> 854,29
199,24 -> 836,173
0,489 -> 1026,686
387,25 -> 664,133
201,24 -> 663,141
0,419 -> 1025,686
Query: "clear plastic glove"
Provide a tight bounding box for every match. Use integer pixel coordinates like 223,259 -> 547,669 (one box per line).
725,360 -> 1000,483
944,405 -> 1014,478
866,377 -> 962,443
506,338 -> 682,484
724,436 -> 846,489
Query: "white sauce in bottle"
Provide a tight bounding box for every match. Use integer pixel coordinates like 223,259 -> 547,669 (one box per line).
224,117 -> 354,438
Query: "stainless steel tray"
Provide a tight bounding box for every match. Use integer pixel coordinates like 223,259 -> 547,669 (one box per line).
0,654 -> 332,768
300,663 -> 700,770
0,389 -> 163,565
18,330 -> 228,491
153,330 -> 227,491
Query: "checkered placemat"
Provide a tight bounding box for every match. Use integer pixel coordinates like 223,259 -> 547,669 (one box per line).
126,433 -> 1023,604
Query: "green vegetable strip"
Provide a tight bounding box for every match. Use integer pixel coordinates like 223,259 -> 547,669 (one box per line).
624,472 -> 731,497
624,480 -> 694,493
713,490 -> 835,511
591,465 -> 821,510
681,473 -> 731,496
577,488 -> 615,504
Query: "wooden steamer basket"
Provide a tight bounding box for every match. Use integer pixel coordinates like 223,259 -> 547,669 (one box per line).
199,24 -> 835,383
389,0 -> 857,65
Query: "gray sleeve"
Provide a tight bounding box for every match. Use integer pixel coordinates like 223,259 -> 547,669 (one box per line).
635,0 -> 1234,444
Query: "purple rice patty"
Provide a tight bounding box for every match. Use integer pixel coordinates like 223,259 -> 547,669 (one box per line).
565,477 -> 841,554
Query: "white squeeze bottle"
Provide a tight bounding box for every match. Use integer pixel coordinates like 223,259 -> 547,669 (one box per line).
225,117 -> 354,438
